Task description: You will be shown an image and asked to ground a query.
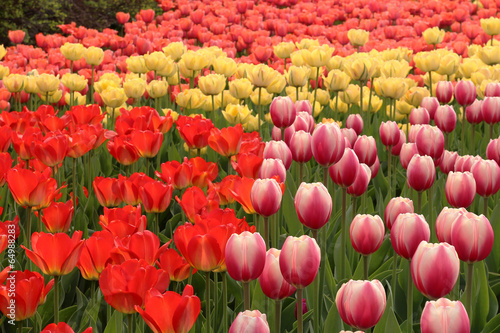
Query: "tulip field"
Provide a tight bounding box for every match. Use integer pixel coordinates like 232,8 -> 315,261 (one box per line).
3,0 -> 500,332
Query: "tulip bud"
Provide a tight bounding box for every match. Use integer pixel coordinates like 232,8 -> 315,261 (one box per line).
487,138 -> 500,165
342,128 -> 358,148
369,157 -> 379,179
229,310 -> 270,333
270,96 -> 297,129
399,143 -> 419,170
353,135 -> 377,166
420,298 -> 470,333
435,105 -> 457,134
279,235 -> 320,289
416,125 -> 445,165
481,96 -> 500,125
347,29 -> 370,47
423,27 -> 445,45
445,172 -> 476,208
410,107 -> 430,125
293,111 -> 315,133
421,97 -> 440,120
259,158 -> 286,183
346,114 -> 363,135
471,158 -> 500,197
226,232 -> 267,282
329,148 -> 360,188
465,99 -> 483,124
350,214 -> 385,255
435,207 -> 467,243
311,123 -> 345,167
454,155 -> 481,173
251,179 -> 283,217
379,121 -> 400,147
263,141 -> 292,170
439,150 -> 459,174
294,298 -> 308,320
258,248 -> 296,300
391,213 -> 430,259
385,197 -> 414,231
289,131 -> 312,163
436,81 -> 454,104
347,163 -> 371,197
295,100 -> 313,115
455,80 -> 477,107
451,212 -> 494,263
336,280 -> 386,330
294,182 -> 332,230
407,155 -> 436,192
485,82 -> 500,97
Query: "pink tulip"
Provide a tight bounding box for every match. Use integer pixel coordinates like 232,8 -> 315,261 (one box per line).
439,150 -> 459,174
251,178 -> 282,218
445,172 -> 476,208
451,212 -> 494,263
311,122 -> 345,167
487,138 -> 500,165
391,213 -> 430,259
341,128 -> 357,149
481,96 -> 500,125
347,163 -> 371,197
379,121 -> 400,147
289,130 -> 312,163
436,81 -> 454,104
408,124 -> 424,143
369,157 -> 379,179
336,279 -> 386,330
295,100 -> 312,115
293,112 -> 315,134
385,197 -> 414,231
229,310 -> 270,333
435,207 -> 467,243
294,182 -> 332,230
259,158 -> 286,182
390,130 -> 406,156
353,135 -> 377,166
270,97 -> 296,129
258,248 -> 296,301
407,155 -> 435,192
454,155 -> 481,173
410,107 -> 431,125
421,298 -> 470,333
225,232 -> 267,282
421,97 -> 440,119
471,158 -> 500,197
350,214 -> 385,255
435,105 -> 457,134
346,114 -> 363,135
465,100 -> 483,124
279,235 -> 320,289
416,125 -> 445,165
399,143 -> 419,170
485,82 -> 500,97
455,80 -> 477,107
329,148 -> 360,188
263,141 -> 292,170
411,241 -> 460,299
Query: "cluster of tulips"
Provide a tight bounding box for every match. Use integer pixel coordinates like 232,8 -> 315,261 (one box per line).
0,0 -> 500,332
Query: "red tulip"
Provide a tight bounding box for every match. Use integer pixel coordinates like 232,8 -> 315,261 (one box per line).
411,241 -> 460,299
99,205 -> 147,238
66,129 -> 96,158
93,177 -> 122,207
6,167 -> 58,209
347,163 -> 372,197
176,115 -> 214,149
156,158 -> 192,190
435,207 -> 467,244
294,182 -> 332,230
157,248 -> 196,282
436,81 -> 454,104
336,279 -> 386,330
258,248 -> 296,301
111,230 -> 169,266
12,127 -> 43,161
118,173 -> 154,206
77,230 -> 115,281
208,124 -> 243,157
455,80 -> 477,107
139,180 -> 173,214
435,105 -> 457,134
421,298 -> 470,333
465,100 -> 483,124
130,130 -> 163,158
0,152 -> 13,186
445,171 -> 476,208
33,133 -> 68,167
350,214 -> 385,255
226,231 -> 266,282
41,322 -> 92,333
482,96 -> 500,125
330,148 -> 360,188
391,213 -> 430,259
22,231 -> 84,276
385,197 -> 414,231
407,155 -> 435,192
229,310 -> 270,333
8,30 -> 25,44
270,96 -> 296,129
135,285 -> 201,333
107,136 -> 140,166
41,200 -> 74,233
451,212 -> 494,263
263,140 -> 292,170
279,235 -> 320,289
231,153 -> 263,179
190,157 -> 219,189
116,12 -> 131,24
311,122 -> 345,167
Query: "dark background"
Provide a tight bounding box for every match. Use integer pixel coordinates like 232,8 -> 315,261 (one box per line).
0,0 -> 159,46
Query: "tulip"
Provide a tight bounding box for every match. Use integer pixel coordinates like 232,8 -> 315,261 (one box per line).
139,180 -> 173,213
41,322 -> 92,333
407,155 -> 435,193
466,100 -> 483,124
423,27 -> 445,45
229,310 -> 270,333
435,207 -> 467,244
6,168 -> 58,209
347,163 -> 371,197
176,115 -> 214,150
280,235 -> 320,289
311,122 -> 345,170
415,125 -> 445,165
41,200 -> 74,233
439,150 -> 459,174
208,124 -> 243,158
93,177 -> 122,207
199,74 -> 226,96
435,81 -> 453,104
336,279 -> 386,330
471,159 -> 500,202
409,107 -> 430,125
263,141 -> 292,170
135,285 -> 201,333
294,182 -> 332,230
329,148 -> 360,189
421,97 -> 440,120
379,121 -> 400,147
84,46 -> 104,66
434,105 -> 457,134
77,230 -> 115,281
251,178 -> 282,247
350,214 -> 384,259
399,143 -> 419,170
445,172 -> 476,208
346,114 -> 363,135
391,213 -> 430,260
107,137 -> 140,166
485,82 -> 500,97
258,249 -> 296,301
353,135 -> 377,166
411,241 -> 460,299
385,197 -> 414,231
270,96 -> 296,130
259,158 -> 286,183
487,138 -> 500,165
454,155 -> 481,173
61,42 -> 84,62
455,80 -> 477,107
157,249 -> 195,282
420,298 -> 470,333
342,128 -> 357,148
347,29 -> 369,47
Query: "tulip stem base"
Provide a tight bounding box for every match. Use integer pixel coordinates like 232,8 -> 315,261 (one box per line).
275,300 -> 282,333
127,314 -> 133,333
72,157 -> 77,215
297,289 -> 304,333
417,191 -> 422,214
243,281 -> 250,310
471,124 -> 476,154
466,262 -> 474,317
484,196 -> 489,218
363,255 -> 369,280
222,273 -> 228,333
429,72 -> 433,97
206,272 -> 211,333
407,259 -> 413,333
264,217 -> 269,250
26,206 -> 32,251
54,275 -> 60,323
299,163 -> 303,184
391,250 -> 398,306
461,107 -> 466,154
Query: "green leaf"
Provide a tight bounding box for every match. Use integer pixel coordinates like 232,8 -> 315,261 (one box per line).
104,310 -> 123,333
59,305 -> 78,324
374,289 -> 402,333
470,262 -> 490,332
482,313 -> 500,333
282,185 -> 303,236
323,303 -> 343,333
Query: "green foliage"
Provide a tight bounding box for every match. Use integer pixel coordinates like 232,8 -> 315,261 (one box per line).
0,0 -> 159,46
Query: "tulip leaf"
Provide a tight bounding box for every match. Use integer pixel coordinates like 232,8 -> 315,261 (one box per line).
485,204 -> 500,273
488,286 -> 498,322
470,261 -> 489,332
374,287 -> 402,333
98,147 -> 113,177
325,257 -> 337,298
323,302 -> 343,333
168,141 -> 181,162
282,185 -> 303,236
59,305 -> 78,325
104,310 -> 123,333
482,313 -> 500,333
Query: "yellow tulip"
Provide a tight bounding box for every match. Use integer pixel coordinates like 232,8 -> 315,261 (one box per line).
61,73 -> 88,92
471,67 -> 491,87
250,88 -> 273,105
290,50 -> 308,67
201,94 -> 221,112
198,74 -> 226,96
127,56 -> 149,74
60,43 -> 85,61
213,57 -> 237,77
100,87 -> 127,108
157,58 -> 177,78
343,57 -> 376,82
413,51 -> 441,72
479,45 -> 500,65
481,17 -> 500,36
0,65 -> 9,80
422,27 -> 445,45
396,100 -> 414,115
167,74 -> 179,86
39,90 -> 63,104
296,39 -> 319,50
274,42 -> 296,59
285,66 -> 311,87
221,90 -> 239,108
123,78 -> 147,99
312,101 -> 323,117
242,114 -> 261,132
467,44 -> 482,57
436,53 -> 461,76
267,74 -> 286,94
0,45 -> 6,61
374,77 -> 408,100
163,42 -> 186,62
247,64 -> 276,88
145,52 -> 169,73
84,46 -> 104,66
364,94 -> 383,113
323,70 -> 351,92
65,91 -> 86,106
176,89 -> 206,109
163,109 -> 179,121
235,63 -> 254,79
380,60 -> 411,78
348,29 -> 370,47
94,79 -> 120,95
329,98 -> 349,113
302,45 -> 334,67
380,47 -> 413,62
3,74 -> 26,93
36,74 -> 59,93
222,104 -> 252,125
404,87 -> 430,107
229,78 -> 254,99
459,58 -> 484,79
182,51 -> 210,71
178,59 -> 196,79
147,80 -> 169,99
100,73 -> 122,86
24,75 -> 39,94
326,56 -> 344,71
340,84 -> 361,105
308,89 -> 330,106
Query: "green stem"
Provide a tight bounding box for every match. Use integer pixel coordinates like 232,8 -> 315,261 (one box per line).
155,97 -> 160,114
258,87 -> 262,138
264,217 -> 269,250
296,86 -> 299,102
461,107 -> 466,155
71,60 -> 74,73
465,262 -> 474,317
299,163 -> 303,184
222,272 -> 228,333
72,158 -> 77,211
352,196 -> 357,217
46,92 -> 49,106
417,191 -> 422,214
429,71 -> 433,97
17,321 -> 23,333
54,275 -> 60,323
359,81 -> 364,117
211,95 -> 216,123
491,35 -> 495,46
188,266 -> 194,285
323,167 -> 328,188
128,314 -> 133,333
484,196 -> 489,218
155,213 -> 160,235
90,65 -> 94,104
364,255 -> 369,280
312,67 -> 320,116
297,289 -> 304,333
206,271 -> 211,333
312,229 -> 319,333
26,206 -> 32,250
490,123 -> 494,142
190,75 -> 195,89
340,188 -> 347,280
243,281 -> 250,310
408,259 -> 413,333
471,124 -> 476,154
388,151 -> 392,198
335,92 -> 339,121
428,185 -> 435,242
391,249 -> 398,305
275,300 -> 282,333
368,78 -> 374,115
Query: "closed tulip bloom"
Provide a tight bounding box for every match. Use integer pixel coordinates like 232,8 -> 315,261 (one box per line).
41,200 -> 74,233
199,74 -> 226,96
487,138 -> 500,165
33,133 -> 68,167
465,100 -> 483,124
130,130 -> 163,159
323,70 -> 351,92
416,125 -> 445,164
247,64 -> 275,88
423,27 -> 445,45
311,122 -> 345,167
350,214 -> 385,255
347,163 -> 372,197
157,249 -> 196,282
93,177 -> 122,207
439,150 -> 459,174
412,241 -> 460,299
445,172 -> 476,208
6,168 -> 58,209
421,298 -> 470,333
471,159 -> 500,197
481,17 -> 500,36
289,131 -> 312,163
481,96 -> 500,125
407,155 -> 435,192
259,158 -> 286,183
336,279 -> 386,330
342,128 -> 358,148
229,79 -> 254,100
147,80 -> 168,99
77,230 -> 115,280
330,148 -> 360,188
84,46 -> 104,66
454,155 -> 481,173
258,248 -> 296,300
208,124 -> 243,157
353,135 -> 377,166
391,213 -> 430,259
421,97 -> 440,120
435,105 -> 457,134
61,43 -> 85,61
347,29 -> 370,47
229,310 -> 270,333
294,182 -> 332,230
485,82 -> 500,97
123,79 -> 147,100
22,231 -> 84,276
270,96 -> 296,129
251,179 -> 282,217
455,80 -> 477,107
107,137 -> 140,166
226,232 -> 266,282
436,81 -> 453,104
399,143 -> 419,170
101,87 -> 127,109
346,114 -> 363,135
36,74 -> 59,94
280,235 -> 320,289
379,121 -> 400,147
436,207 -> 467,243
139,180 -> 173,214
410,107 -> 431,125
385,197 -> 414,231
263,141 -> 292,170
451,212 -> 494,263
